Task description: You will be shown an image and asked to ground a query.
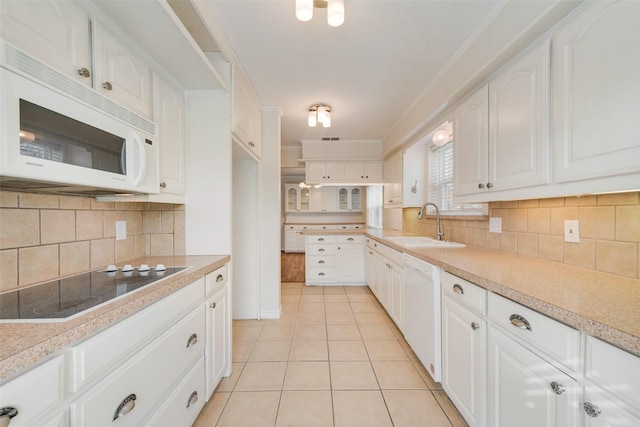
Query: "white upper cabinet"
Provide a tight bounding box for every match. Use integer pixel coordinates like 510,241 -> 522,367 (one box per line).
232,69 -> 261,159
306,161 -> 383,184
92,21 -> 153,119
455,40 -> 551,200
0,0 -> 92,86
383,151 -> 403,207
337,187 -> 362,212
285,184 -> 311,212
554,0 -> 640,183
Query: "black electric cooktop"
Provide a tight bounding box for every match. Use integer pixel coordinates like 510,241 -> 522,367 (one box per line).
0,267 -> 187,322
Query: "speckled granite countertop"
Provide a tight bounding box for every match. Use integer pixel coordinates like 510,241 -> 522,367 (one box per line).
362,229 -> 640,357
0,255 -> 229,383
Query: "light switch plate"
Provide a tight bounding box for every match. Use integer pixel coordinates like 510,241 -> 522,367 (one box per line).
489,217 -> 502,233
564,220 -> 580,243
115,221 -> 127,241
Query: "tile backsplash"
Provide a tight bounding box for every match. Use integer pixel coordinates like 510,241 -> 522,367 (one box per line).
403,192 -> 640,279
0,191 -> 185,290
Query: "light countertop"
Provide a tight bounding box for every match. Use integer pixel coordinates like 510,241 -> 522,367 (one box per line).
0,255 -> 229,382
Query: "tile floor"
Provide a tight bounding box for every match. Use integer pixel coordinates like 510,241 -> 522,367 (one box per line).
193,283 -> 468,427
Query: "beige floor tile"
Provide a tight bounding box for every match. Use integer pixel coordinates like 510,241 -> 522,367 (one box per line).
215,391 -> 280,427
324,294 -> 349,303
325,302 -> 352,313
358,323 -> 397,340
330,361 -> 379,390
347,294 -> 374,303
383,389 -> 453,427
289,340 -> 329,361
234,361 -> 287,391
283,361 -> 331,390
192,391 -> 230,427
276,390 -> 334,427
248,340 -> 291,362
300,294 -> 325,303
327,324 -> 361,340
233,323 -> 264,341
302,286 -> 324,294
232,341 -> 255,362
372,361 -> 427,389
215,363 -> 244,392
333,390 -> 393,427
299,302 -> 326,312
432,390 -> 470,427
350,302 -> 379,313
413,359 -> 442,390
324,286 -> 347,294
326,311 -> 357,325
281,294 -> 300,303
258,323 -> 295,341
329,340 -> 369,361
297,310 -> 327,324
364,340 -> 409,360
293,324 -> 327,340
344,286 -> 370,294
354,311 -> 387,324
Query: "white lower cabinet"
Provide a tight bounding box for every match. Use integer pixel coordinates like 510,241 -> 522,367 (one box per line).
305,235 -> 365,285
364,239 -> 403,329
205,285 -> 231,397
581,383 -> 640,427
487,326 -> 579,427
334,236 -> 365,284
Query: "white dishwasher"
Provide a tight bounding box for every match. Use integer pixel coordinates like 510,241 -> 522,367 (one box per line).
403,254 -> 442,382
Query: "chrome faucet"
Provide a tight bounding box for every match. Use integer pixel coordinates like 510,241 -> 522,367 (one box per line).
418,202 -> 444,241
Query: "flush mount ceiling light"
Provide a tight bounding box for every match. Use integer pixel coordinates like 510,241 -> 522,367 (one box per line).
296,0 -> 345,27
308,103 -> 332,128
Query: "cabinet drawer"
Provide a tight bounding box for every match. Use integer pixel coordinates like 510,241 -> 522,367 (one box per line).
442,272 -> 487,315
0,355 -> 64,427
307,235 -> 336,244
143,356 -> 205,427
488,293 -> 580,373
387,247 -> 403,266
206,264 -> 229,296
307,267 -> 335,281
337,235 -> 363,244
307,256 -> 334,267
307,244 -> 335,255
585,336 -> 640,407
70,305 -> 205,427
69,278 -> 204,392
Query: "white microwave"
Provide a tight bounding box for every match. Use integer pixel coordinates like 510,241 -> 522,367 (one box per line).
0,43 -> 159,196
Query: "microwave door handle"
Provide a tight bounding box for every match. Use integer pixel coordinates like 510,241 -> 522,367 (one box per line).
120,142 -> 127,176
132,134 -> 146,186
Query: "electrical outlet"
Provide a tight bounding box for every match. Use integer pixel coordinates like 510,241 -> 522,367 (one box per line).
564,220 -> 580,243
489,217 -> 502,233
115,221 -> 127,241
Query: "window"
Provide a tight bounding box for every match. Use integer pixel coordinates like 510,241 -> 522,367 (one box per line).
366,185 -> 383,228
427,134 -> 484,215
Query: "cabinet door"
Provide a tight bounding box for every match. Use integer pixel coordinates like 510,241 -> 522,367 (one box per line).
337,187 -> 350,211
349,187 -> 361,211
325,162 -> 346,181
0,0 -> 91,86
284,228 -> 299,252
92,21 -> 152,118
489,40 -> 550,191
389,264 -> 403,329
206,286 -> 231,397
554,1 -> 640,182
364,162 -> 384,181
154,76 -> 185,195
335,243 -> 365,283
286,186 -> 299,212
582,384 -> 640,427
453,85 -> 489,196
306,162 -> 327,182
344,162 -> 365,181
312,187 -> 337,212
488,327 -> 579,427
365,246 -> 376,292
442,297 -> 486,427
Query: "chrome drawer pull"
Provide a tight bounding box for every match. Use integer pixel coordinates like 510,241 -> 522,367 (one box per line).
186,333 -> 198,348
453,284 -> 464,294
583,402 -> 601,418
318,260 -> 325,264
113,394 -> 137,421
550,381 -> 565,395
319,248 -> 325,252
318,238 -> 325,241
210,302 -> 216,309
187,391 -> 198,408
347,237 -> 354,241
509,314 -> 532,331
216,274 -> 224,282
0,407 -> 18,427
319,272 -> 325,276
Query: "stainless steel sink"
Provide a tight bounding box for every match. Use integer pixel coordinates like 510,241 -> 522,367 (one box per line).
385,236 -> 465,248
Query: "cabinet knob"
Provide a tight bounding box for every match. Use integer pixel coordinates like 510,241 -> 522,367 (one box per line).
583,402 -> 601,418
216,274 -> 224,282
113,394 -> 137,421
319,238 -> 325,241
0,407 -> 18,427
77,67 -> 91,78
478,183 -> 485,189
453,284 -> 464,295
159,181 -> 167,189
187,391 -> 199,408
102,81 -> 113,91
471,322 -> 480,330
210,302 -> 216,309
486,182 -> 493,188
186,333 -> 198,348
509,314 -> 532,331
550,381 -> 565,395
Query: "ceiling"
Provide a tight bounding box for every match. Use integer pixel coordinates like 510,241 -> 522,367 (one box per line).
199,0 -> 581,152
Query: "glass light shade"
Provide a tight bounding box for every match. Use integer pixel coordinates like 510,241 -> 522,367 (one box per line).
308,109 -> 317,127
296,0 -> 313,21
317,105 -> 327,123
327,0 -> 344,27
322,112 -> 331,127
432,129 -> 449,146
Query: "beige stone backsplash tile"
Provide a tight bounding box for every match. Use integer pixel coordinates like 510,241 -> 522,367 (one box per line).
115,237 -> 136,263
490,208 -> 509,230
517,233 -> 538,258
60,241 -> 90,277
538,197 -> 565,207
41,210 -> 75,244
0,191 -> 18,208
565,195 -> 597,206
500,231 -> 517,253
76,210 -> 103,241
550,207 -> 579,235
19,244 -> 59,286
0,208 -> 40,249
486,231 -> 501,250
580,207 -> 615,240
598,192 -> 638,206
595,240 -> 637,279
162,211 -> 175,233
90,238 -> 115,269
143,211 -> 162,234
103,210 -> 125,238
125,211 -> 143,235
564,239 -> 596,270
135,234 -> 147,258
19,193 -> 59,209
91,199 -> 114,210
538,234 -> 563,262
60,195 -> 91,210
616,206 -> 640,243
473,228 -> 486,247
508,208 -> 527,232
527,208 -> 550,234
517,199 -> 539,208
0,249 -> 18,291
